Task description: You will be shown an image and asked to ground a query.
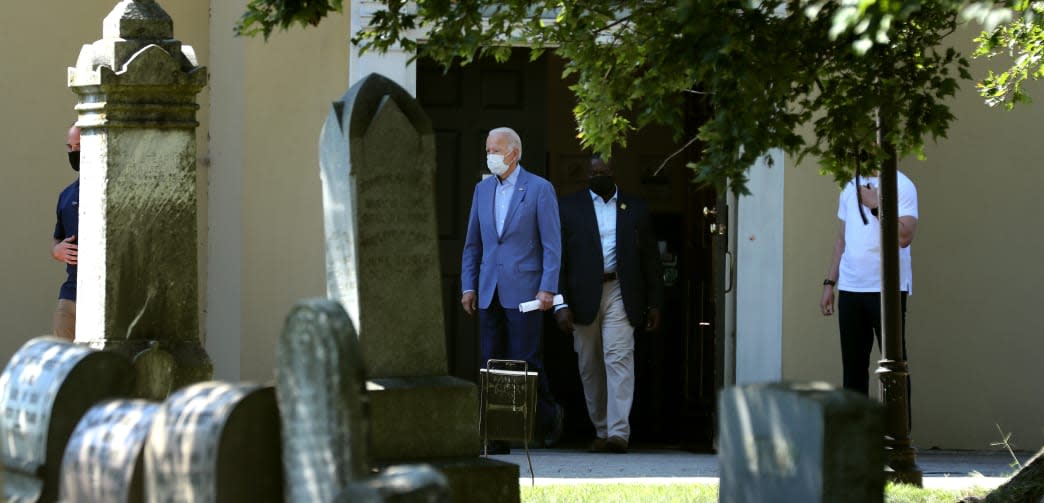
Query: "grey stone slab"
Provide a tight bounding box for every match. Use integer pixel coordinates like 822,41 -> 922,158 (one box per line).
60,400 -> 160,503
277,299 -> 370,503
320,73 -> 445,379
718,381 -> 885,503
144,382 -> 283,503
0,337 -> 135,503
416,458 -> 520,503
367,377 -> 479,461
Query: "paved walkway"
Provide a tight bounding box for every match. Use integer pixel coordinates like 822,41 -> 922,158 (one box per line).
489,448 -> 1024,491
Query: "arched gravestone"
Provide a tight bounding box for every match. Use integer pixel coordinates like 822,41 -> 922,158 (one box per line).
277,299 -> 453,503
319,73 -> 519,503
144,382 -> 283,503
277,299 -> 369,503
0,337 -> 135,503
59,400 -> 160,503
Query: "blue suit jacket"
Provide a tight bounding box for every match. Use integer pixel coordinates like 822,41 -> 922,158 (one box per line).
461,166 -> 561,309
558,189 -> 663,327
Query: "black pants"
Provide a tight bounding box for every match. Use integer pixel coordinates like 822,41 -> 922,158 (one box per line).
837,291 -> 908,395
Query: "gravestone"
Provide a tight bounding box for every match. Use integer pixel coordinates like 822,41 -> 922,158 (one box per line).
718,382 -> 885,503
319,73 -> 518,503
60,400 -> 160,503
0,337 -> 135,503
277,299 -> 370,502
277,299 -> 452,502
144,382 -> 283,503
67,0 -> 212,397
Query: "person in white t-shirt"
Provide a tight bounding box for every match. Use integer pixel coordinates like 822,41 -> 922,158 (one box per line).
820,170 -> 919,395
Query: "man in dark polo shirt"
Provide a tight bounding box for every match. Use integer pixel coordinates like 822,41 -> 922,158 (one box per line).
51,124 -> 80,341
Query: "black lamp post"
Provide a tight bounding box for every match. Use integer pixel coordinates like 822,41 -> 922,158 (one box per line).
875,111 -> 923,485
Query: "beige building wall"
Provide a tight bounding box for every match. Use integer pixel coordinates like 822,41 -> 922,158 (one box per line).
208,1 -> 349,383
782,35 -> 1044,449
0,0 -> 210,366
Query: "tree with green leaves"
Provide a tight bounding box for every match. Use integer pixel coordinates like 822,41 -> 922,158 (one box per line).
237,0 -> 971,195
235,1 -> 1044,192
972,1 -> 1044,109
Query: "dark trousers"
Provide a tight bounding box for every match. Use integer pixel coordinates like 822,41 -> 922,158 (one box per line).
838,291 -> 911,422
479,290 -> 557,433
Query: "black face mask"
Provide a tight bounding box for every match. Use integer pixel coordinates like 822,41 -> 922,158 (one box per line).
68,151 -> 80,172
588,175 -> 615,198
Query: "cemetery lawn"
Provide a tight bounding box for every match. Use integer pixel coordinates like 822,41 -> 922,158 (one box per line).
520,483 -> 993,502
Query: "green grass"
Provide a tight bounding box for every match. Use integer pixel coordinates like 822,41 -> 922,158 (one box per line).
521,484 -> 717,503
519,483 -> 992,502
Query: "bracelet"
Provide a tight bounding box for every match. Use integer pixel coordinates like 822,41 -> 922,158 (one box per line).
823,279 -> 836,286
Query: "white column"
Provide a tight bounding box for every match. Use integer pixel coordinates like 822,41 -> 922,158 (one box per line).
350,1 -> 417,94
205,0 -> 246,381
735,148 -> 784,383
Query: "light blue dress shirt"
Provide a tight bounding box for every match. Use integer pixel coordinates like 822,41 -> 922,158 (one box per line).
590,188 -> 618,273
495,167 -> 521,236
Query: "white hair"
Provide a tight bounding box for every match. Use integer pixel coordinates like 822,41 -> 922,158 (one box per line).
489,127 -> 523,162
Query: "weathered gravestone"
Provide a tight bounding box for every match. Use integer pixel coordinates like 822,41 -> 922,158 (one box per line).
277,299 -> 370,502
719,382 -> 885,503
59,400 -> 160,503
0,337 -> 135,503
144,382 -> 283,503
278,299 -> 450,503
67,0 -> 212,397
319,73 -> 518,502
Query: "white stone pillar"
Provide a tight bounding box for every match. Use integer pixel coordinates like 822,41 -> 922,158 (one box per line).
68,0 -> 212,394
735,148 -> 785,383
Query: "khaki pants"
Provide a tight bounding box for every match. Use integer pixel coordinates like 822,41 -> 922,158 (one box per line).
573,279 -> 635,441
52,299 -> 76,341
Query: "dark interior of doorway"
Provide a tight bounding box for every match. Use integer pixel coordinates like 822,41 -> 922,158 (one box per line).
419,48 -> 720,452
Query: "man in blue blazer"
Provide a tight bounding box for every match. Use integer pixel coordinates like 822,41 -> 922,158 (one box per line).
461,127 -> 564,448
554,155 -> 664,454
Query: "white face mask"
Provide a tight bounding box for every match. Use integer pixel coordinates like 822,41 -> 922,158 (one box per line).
487,153 -> 510,177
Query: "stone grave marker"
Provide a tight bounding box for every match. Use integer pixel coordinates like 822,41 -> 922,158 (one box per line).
144,382 -> 282,503
0,337 -> 135,503
277,298 -> 453,502
67,0 -> 212,396
719,381 -> 885,503
277,299 -> 370,502
319,73 -> 518,503
320,74 -> 445,379
60,400 -> 160,503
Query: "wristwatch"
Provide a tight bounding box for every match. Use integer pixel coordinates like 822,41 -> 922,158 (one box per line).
823,279 -> 836,286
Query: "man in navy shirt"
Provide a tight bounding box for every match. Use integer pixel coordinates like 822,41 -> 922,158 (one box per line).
51,124 -> 80,340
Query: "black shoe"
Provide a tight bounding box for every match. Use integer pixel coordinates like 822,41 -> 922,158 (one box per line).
544,404 -> 565,447
606,436 -> 628,454
483,440 -> 510,455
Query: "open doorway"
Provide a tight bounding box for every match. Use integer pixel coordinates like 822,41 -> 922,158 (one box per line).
420,48 -> 724,451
